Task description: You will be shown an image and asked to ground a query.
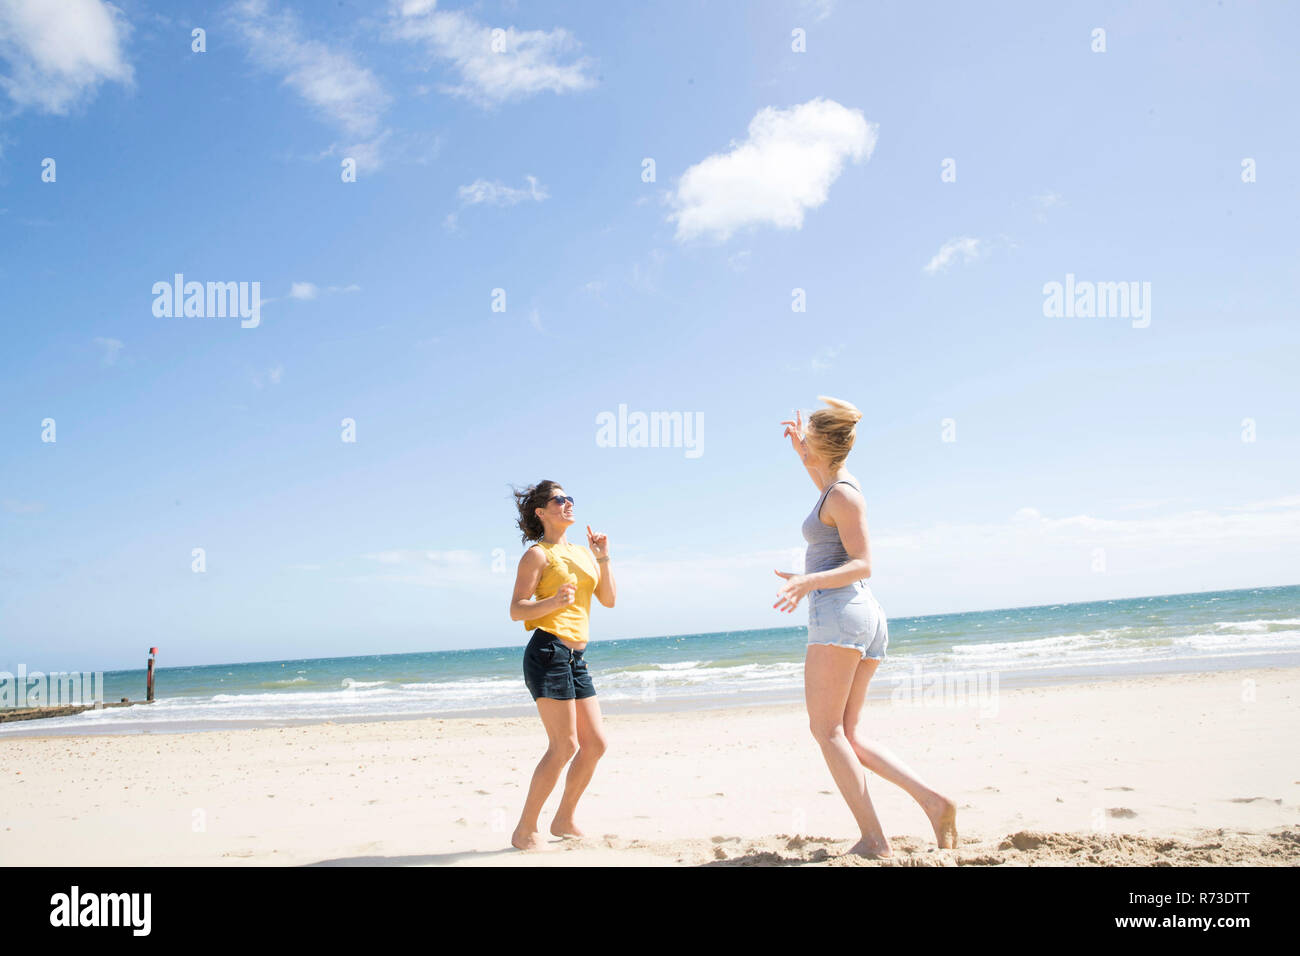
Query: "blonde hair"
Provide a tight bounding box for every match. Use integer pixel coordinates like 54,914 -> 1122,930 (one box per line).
806,395 -> 862,469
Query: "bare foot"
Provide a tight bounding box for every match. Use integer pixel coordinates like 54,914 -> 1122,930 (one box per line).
550,817 -> 585,839
924,794 -> 958,849
847,837 -> 892,859
511,825 -> 544,850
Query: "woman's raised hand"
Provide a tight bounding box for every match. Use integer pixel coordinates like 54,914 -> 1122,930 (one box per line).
554,583 -> 577,607
586,524 -> 609,560
781,410 -> 808,461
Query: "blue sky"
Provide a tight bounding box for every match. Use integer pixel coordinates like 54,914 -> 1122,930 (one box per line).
2,0 -> 1297,671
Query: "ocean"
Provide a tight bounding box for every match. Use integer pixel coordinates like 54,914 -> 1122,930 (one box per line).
3,584 -> 1297,737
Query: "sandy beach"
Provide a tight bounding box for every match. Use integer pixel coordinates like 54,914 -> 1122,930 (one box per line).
2,667 -> 1297,867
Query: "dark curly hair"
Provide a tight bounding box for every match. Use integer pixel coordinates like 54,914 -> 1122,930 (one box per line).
512,479 -> 564,544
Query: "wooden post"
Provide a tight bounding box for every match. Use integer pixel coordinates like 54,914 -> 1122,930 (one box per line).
147,646 -> 157,702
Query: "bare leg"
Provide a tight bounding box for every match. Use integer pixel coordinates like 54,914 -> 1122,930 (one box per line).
511,698 -> 577,850
551,696 -> 608,838
843,657 -> 958,849
805,644 -> 892,858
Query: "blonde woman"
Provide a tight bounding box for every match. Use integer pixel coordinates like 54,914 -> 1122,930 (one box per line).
775,397 -> 958,858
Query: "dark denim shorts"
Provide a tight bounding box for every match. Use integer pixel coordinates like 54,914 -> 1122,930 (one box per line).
523,629 -> 596,701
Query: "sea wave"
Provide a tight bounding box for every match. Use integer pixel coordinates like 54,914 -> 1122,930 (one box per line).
260,677 -> 309,688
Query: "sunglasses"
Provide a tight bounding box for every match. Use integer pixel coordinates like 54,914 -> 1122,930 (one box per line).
548,495 -> 575,507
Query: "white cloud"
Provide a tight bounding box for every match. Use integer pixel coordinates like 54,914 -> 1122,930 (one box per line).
887,499 -> 1300,561
354,548 -> 487,587
362,550 -> 407,564
727,250 -> 751,272
923,236 -> 983,274
1032,191 -> 1064,223
803,344 -> 842,372
0,0 -> 132,113
92,336 -> 123,365
630,247 -> 666,294
800,0 -> 836,22
231,0 -> 391,168
250,364 -> 284,389
668,98 -> 876,242
1227,495 -> 1300,512
263,281 -> 359,306
780,344 -> 843,374
388,1 -> 595,106
457,174 -> 548,206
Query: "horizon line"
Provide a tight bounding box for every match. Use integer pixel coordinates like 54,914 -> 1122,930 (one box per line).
25,580 -> 1298,676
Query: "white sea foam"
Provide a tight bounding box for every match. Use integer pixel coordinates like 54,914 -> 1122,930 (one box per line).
1214,618 -> 1300,632
653,660 -> 707,671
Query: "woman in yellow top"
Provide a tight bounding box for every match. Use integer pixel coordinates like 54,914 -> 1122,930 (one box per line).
507,479 -> 616,850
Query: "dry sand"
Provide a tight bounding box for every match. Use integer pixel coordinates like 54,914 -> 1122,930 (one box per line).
1,667 -> 1297,866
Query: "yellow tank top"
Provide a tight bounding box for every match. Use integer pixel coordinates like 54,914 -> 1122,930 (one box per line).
524,539 -> 599,645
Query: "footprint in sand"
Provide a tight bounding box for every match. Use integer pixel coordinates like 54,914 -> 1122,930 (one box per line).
1106,808 -> 1138,819
1104,786 -> 1135,791
1228,796 -> 1281,804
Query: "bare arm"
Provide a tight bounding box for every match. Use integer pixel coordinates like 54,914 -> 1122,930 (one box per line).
586,527 -> 616,608
509,546 -> 574,621
781,410 -> 823,491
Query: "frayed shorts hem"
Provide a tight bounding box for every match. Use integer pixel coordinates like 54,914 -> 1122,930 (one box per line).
805,638 -> 886,661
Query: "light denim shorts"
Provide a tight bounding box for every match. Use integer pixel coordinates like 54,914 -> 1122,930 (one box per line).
806,581 -> 888,660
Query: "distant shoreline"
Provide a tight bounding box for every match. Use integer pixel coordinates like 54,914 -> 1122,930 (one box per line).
2,657 -> 1296,740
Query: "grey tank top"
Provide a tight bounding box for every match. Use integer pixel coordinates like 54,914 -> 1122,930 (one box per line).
802,478 -> 862,576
